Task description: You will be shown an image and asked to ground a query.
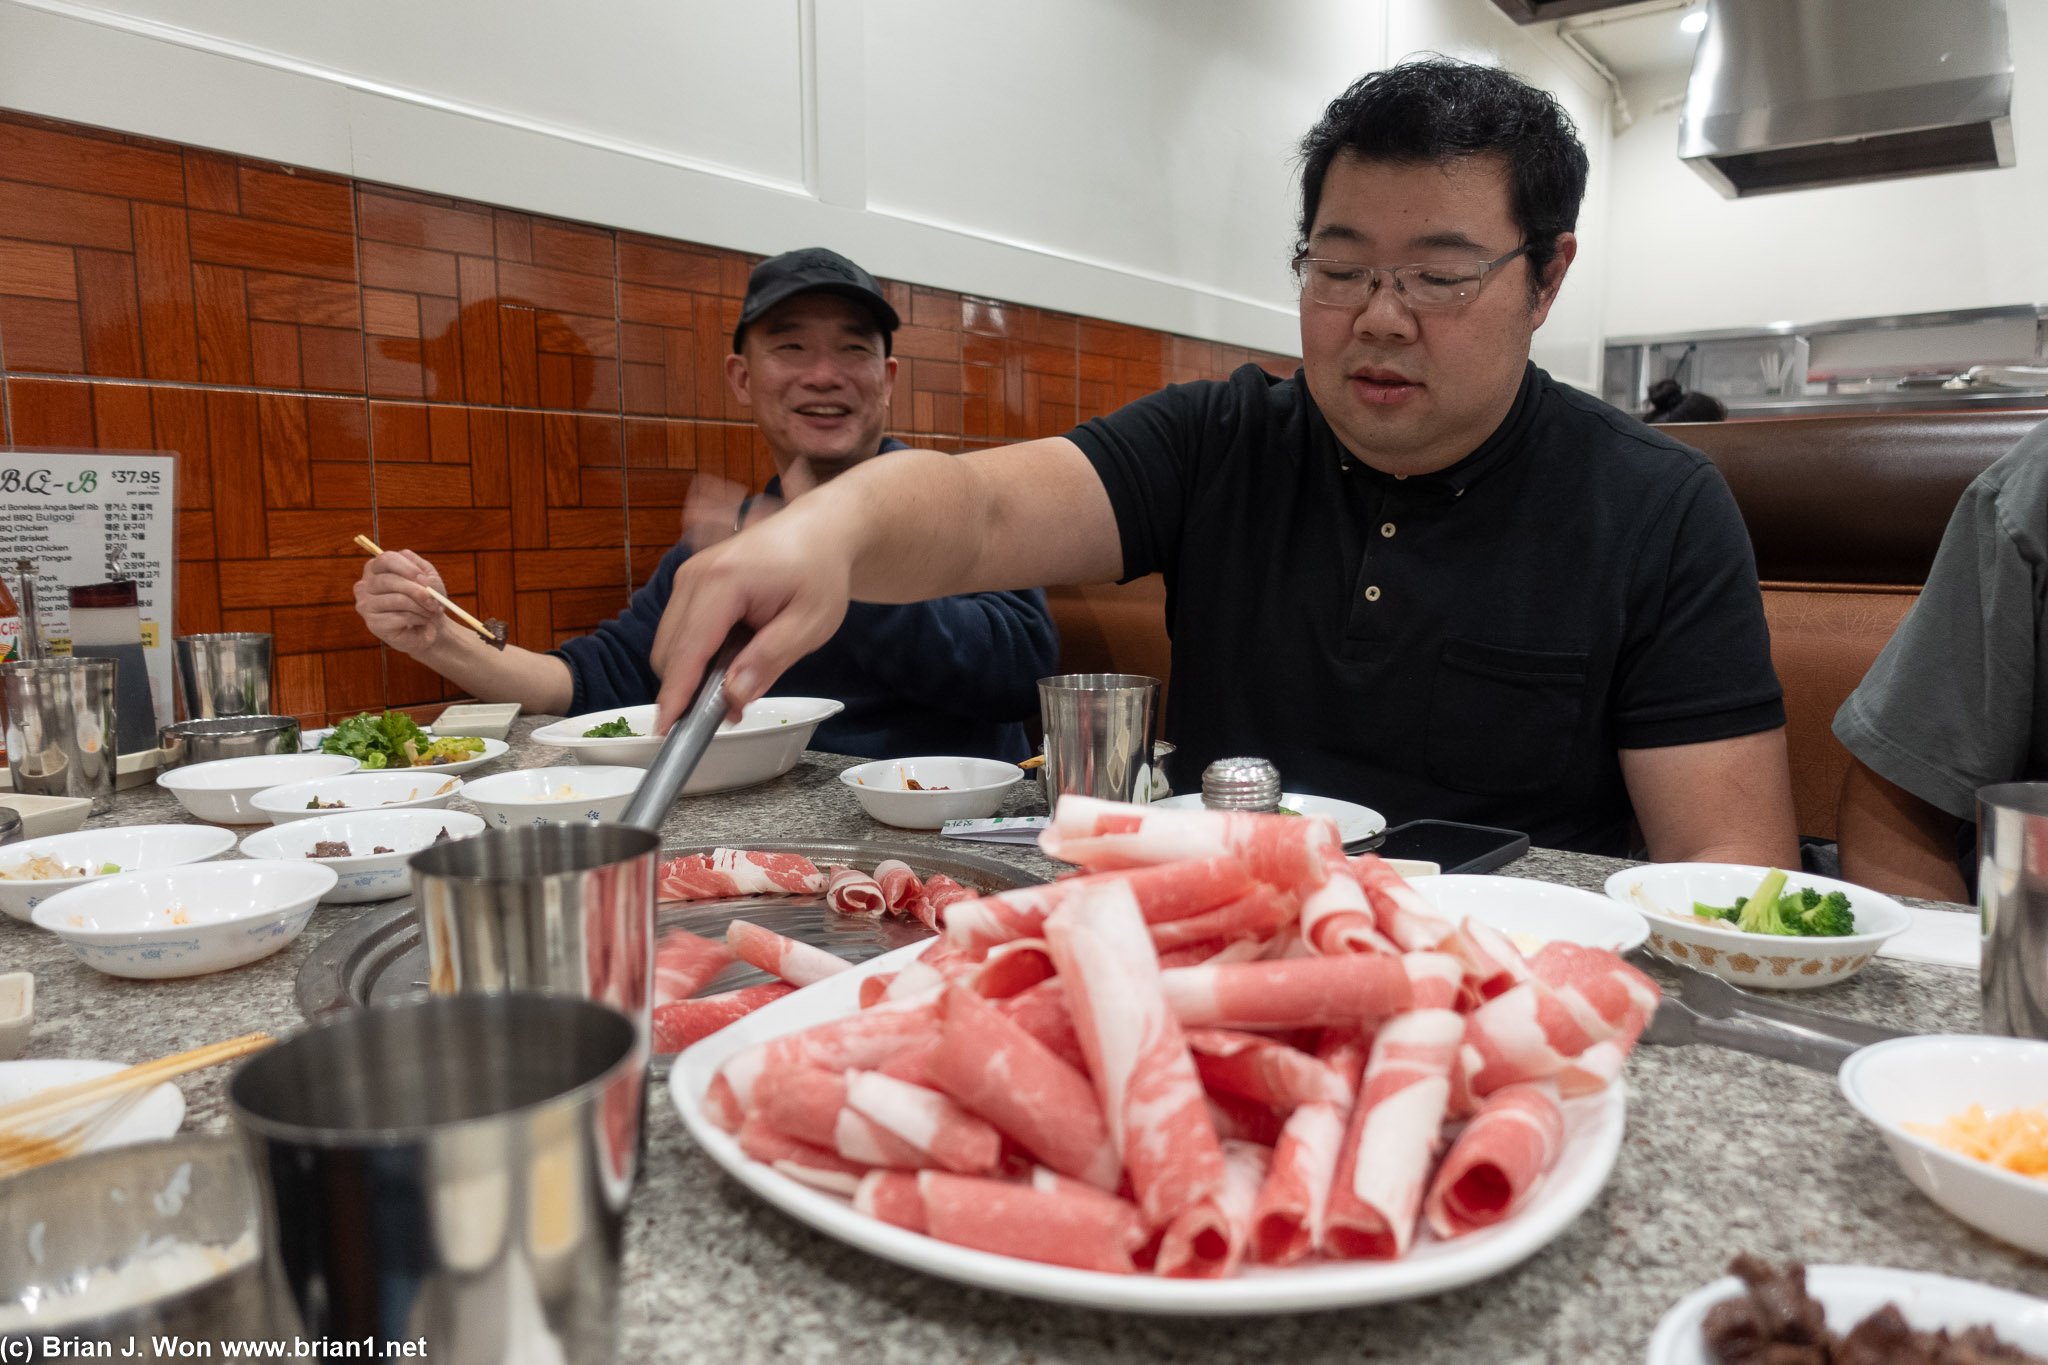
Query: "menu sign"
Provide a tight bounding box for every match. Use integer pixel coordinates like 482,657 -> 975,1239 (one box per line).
0,450 -> 177,730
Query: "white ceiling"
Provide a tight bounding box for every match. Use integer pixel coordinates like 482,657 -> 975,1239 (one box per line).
1561,0 -> 1705,82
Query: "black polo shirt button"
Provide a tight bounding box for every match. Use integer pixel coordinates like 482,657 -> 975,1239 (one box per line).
1363,585 -> 1381,602
1380,522 -> 1396,538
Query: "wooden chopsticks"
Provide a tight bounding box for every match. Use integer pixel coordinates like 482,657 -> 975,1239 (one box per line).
0,1032 -> 272,1134
354,534 -> 507,648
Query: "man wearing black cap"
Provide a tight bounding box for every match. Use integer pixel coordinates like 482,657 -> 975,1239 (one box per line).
353,247 -> 1057,762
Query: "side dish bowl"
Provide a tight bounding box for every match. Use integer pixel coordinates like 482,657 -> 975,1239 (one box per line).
461,765 -> 643,828
1603,863 -> 1910,990
1838,1034 -> 2048,1258
1409,874 -> 1648,954
239,809 -> 487,903
157,753 -> 360,824
0,825 -> 239,922
530,698 -> 845,792
250,771 -> 465,825
839,756 -> 1024,828
31,860 -> 337,978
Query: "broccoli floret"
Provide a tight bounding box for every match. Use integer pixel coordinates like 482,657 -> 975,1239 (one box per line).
1788,888 -> 1855,937
1691,900 -> 1739,923
1734,868 -> 1793,936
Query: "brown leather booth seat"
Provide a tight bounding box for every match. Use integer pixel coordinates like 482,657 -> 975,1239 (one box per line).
1683,409 -> 2045,838
1041,410 -> 2045,843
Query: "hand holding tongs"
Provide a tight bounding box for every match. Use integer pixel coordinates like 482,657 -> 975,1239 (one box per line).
619,626 -> 752,832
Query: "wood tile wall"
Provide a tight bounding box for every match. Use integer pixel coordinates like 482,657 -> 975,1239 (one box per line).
0,110 -> 1297,724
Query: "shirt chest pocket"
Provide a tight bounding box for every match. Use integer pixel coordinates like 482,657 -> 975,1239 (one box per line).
1425,640 -> 1589,797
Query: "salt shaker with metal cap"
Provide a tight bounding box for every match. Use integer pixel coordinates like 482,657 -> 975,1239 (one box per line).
1201,756 -> 1282,812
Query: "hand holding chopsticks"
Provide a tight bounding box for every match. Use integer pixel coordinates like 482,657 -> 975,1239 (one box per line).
354,534 -> 508,650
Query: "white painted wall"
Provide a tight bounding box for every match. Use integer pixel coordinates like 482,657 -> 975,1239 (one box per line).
0,0 -> 1614,375
1600,0 -> 2048,338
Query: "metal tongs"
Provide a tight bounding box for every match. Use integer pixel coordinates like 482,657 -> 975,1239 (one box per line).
619,626 -> 752,832
1631,950 -> 1911,1073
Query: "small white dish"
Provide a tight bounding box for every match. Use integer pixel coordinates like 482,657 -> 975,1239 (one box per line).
1603,863 -> 1911,990
0,1058 -> 185,1149
1838,1033 -> 2048,1258
839,757 -> 1024,829
240,809 -> 488,903
1410,874 -> 1648,954
0,825 -> 240,923
429,702 -> 522,742
671,940 -> 1627,1314
530,698 -> 845,792
0,972 -> 32,1059
0,794 -> 93,839
158,753 -> 361,824
251,771 -> 465,825
461,765 -> 642,829
1152,791 -> 1387,845
1646,1264 -> 2048,1365
32,860 -> 337,979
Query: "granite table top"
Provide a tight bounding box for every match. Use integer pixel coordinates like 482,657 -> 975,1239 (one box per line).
0,719 -> 2035,1364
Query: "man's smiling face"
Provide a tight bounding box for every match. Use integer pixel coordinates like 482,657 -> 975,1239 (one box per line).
726,293 -> 897,489
1298,151 -> 1574,477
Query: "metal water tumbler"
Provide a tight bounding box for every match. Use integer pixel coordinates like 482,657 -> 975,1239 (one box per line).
175,631 -> 274,719
230,993 -> 643,1364
1978,782 -> 2048,1039
408,823 -> 660,1041
1,656 -> 117,812
1038,673 -> 1160,806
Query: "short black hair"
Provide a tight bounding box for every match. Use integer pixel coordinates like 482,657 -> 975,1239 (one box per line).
1295,58 -> 1589,299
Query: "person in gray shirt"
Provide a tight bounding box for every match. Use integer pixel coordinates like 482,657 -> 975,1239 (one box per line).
1833,421 -> 2048,901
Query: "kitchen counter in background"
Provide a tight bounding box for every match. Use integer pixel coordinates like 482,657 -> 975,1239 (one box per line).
0,719 -> 2024,1365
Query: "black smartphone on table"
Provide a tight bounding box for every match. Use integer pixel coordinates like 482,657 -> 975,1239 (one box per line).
1369,819 -> 1530,875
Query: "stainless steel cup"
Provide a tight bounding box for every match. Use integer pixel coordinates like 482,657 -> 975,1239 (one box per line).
2,656 -> 117,813
230,993 -> 643,1364
1978,782 -> 2048,1039
0,1135 -> 296,1358
1038,672 -> 1160,807
410,824 -> 659,1041
175,631 -> 274,719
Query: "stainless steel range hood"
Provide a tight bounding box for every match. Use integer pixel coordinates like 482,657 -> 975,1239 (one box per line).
1679,0 -> 2014,197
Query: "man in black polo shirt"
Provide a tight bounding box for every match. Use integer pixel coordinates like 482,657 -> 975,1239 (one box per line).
648,60 -> 1800,862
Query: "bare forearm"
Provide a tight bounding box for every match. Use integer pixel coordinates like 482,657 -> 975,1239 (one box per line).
1836,758 -> 1968,902
409,632 -> 575,715
791,439 -> 1123,602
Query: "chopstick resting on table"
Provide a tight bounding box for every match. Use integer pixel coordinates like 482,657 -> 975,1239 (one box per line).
354,534 -> 508,650
0,1032 -> 273,1133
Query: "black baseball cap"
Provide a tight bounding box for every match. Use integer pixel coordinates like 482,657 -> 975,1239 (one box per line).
732,247 -> 901,356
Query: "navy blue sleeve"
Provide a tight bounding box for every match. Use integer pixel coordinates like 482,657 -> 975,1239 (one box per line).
836,589 -> 1059,721
550,542 -> 688,713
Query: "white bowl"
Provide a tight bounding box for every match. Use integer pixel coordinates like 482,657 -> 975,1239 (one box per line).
251,770 -> 466,825
1409,874 -> 1649,954
31,860 -> 337,979
0,794 -> 93,839
461,765 -> 643,829
530,698 -> 845,792
1603,863 -> 1911,990
1647,1264 -> 2048,1365
838,756 -> 1024,829
240,810 -> 488,903
0,825 -> 240,922
1839,1034 -> 2048,1258
158,753 -> 361,824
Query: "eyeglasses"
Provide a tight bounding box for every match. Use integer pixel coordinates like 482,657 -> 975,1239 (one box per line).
1296,244 -> 1532,311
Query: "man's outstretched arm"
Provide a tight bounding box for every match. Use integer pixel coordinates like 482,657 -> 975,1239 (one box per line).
649,437 -> 1120,727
